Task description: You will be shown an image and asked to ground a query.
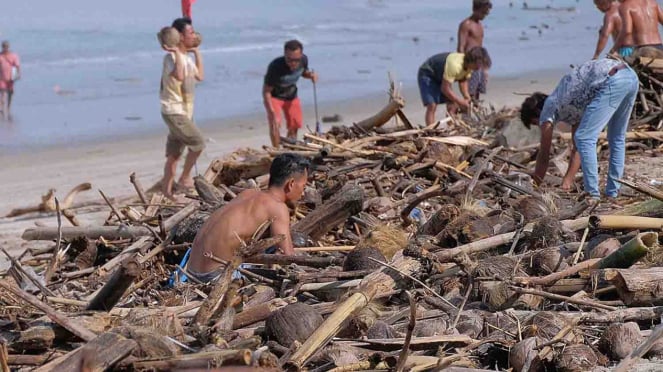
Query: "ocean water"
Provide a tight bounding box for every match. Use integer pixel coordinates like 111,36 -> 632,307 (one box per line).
0,0 -> 602,151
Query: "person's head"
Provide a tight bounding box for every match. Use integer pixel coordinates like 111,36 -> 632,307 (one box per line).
171,17 -> 195,49
472,0 -> 493,20
520,92 -> 548,129
463,47 -> 492,71
268,153 -> 310,204
283,40 -> 304,71
1,41 -> 9,53
593,0 -> 614,12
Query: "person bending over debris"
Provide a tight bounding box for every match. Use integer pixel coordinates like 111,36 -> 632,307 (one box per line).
417,47 -> 491,125
612,0 -> 663,57
184,153 -> 310,283
263,40 -> 318,148
520,58 -> 638,198
457,0 -> 492,100
593,0 -> 622,59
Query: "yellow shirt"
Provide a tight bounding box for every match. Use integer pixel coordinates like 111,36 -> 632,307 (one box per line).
442,53 -> 472,83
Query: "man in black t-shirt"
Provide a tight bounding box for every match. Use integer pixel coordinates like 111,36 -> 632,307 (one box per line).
263,40 -> 318,147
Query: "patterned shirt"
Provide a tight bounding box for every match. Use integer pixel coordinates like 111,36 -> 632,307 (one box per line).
539,59 -> 623,127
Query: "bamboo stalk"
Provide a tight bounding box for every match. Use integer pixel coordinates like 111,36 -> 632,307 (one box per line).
594,232 -> 659,269
590,215 -> 663,230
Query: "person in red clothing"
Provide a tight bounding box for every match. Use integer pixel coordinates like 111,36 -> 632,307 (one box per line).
262,40 -> 318,147
0,40 -> 21,119
181,0 -> 196,18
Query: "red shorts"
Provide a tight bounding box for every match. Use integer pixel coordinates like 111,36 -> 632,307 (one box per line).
270,97 -> 303,131
0,80 -> 13,92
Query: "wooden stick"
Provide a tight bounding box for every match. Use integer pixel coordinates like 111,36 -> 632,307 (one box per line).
559,131 -> 663,141
1,247 -> 55,297
44,197 -> 63,284
294,245 -> 355,252
594,232 -> 658,269
513,258 -> 601,286
395,291 -> 417,372
465,146 -> 502,199
22,225 -> 153,241
590,215 -> 663,230
0,281 -> 97,341
99,189 -> 124,223
617,178 -> 663,202
129,172 -> 148,205
509,286 -> 617,311
87,256 -> 141,311
304,133 -> 374,156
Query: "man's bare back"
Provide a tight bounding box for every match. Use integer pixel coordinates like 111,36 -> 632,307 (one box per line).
618,0 -> 663,47
186,153 -> 309,277
457,18 -> 484,53
188,189 -> 292,273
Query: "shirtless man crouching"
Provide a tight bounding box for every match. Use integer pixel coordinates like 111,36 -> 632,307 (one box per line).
613,0 -> 663,57
186,153 -> 309,283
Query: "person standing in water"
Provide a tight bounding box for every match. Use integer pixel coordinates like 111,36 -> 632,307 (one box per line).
0,40 -> 21,119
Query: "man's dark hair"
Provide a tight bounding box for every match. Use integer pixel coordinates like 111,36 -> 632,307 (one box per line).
520,92 -> 548,129
172,17 -> 192,34
269,153 -> 310,187
464,47 -> 492,69
284,40 -> 303,52
473,0 -> 492,11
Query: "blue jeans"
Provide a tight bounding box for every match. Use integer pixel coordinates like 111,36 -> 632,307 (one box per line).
574,67 -> 638,197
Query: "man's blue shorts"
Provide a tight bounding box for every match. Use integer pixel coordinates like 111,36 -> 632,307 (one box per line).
417,70 -> 447,106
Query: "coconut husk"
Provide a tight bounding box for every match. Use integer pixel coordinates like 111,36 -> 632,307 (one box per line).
509,337 -> 544,372
419,204 -> 461,236
121,308 -> 185,341
158,26 -> 180,48
455,310 -> 485,338
598,322 -> 642,360
513,195 -> 550,221
366,320 -> 397,339
355,224 -> 407,260
365,197 -> 397,218
412,318 -> 448,337
586,234 -> 621,259
265,303 -> 324,346
342,246 -> 387,271
436,211 -> 484,247
69,236 -> 98,270
114,326 -> 180,358
555,344 -> 598,372
529,247 -> 570,275
172,211 -> 210,244
339,303 -> 384,338
431,276 -> 464,298
192,31 -> 203,48
475,255 -> 523,278
523,312 -> 579,343
528,216 -> 565,250
479,280 -> 516,311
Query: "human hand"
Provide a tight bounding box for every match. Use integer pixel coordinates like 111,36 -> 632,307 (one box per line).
560,176 -> 574,191
309,71 -> 318,83
267,111 -> 278,128
163,45 -> 179,53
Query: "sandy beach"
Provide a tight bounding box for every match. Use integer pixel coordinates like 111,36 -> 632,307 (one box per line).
0,69 -> 565,260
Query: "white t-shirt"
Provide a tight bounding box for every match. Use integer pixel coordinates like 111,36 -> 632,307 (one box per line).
160,52 -> 198,118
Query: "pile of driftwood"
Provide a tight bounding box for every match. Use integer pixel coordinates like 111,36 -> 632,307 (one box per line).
4,75 -> 663,372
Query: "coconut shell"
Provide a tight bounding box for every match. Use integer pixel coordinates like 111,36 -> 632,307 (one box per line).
598,322 -> 642,360
158,26 -> 180,48
513,196 -> 550,221
523,312 -> 579,342
555,344 -> 598,372
530,247 -> 569,275
455,310 -> 484,338
192,31 -> 203,48
342,246 -> 386,271
509,337 -> 543,372
265,303 -> 324,346
356,224 -> 407,260
366,320 -> 396,339
419,204 -> 461,236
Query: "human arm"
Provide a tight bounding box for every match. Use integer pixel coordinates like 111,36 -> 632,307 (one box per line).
533,121 -> 554,185
271,205 -> 295,255
457,21 -> 468,53
441,79 -> 470,109
167,51 -> 185,82
594,15 -> 614,59
658,3 -> 663,26
262,83 -> 277,125
561,124 -> 581,190
191,48 -> 204,81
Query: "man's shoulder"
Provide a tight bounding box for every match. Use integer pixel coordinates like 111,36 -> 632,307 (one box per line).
269,56 -> 286,67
